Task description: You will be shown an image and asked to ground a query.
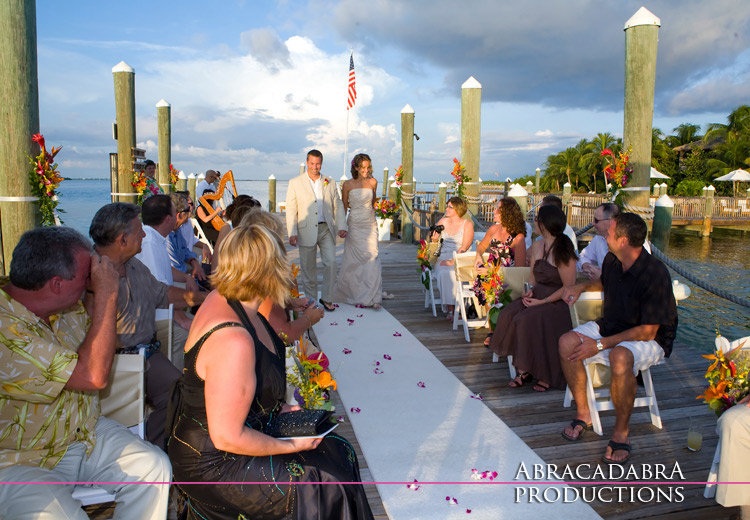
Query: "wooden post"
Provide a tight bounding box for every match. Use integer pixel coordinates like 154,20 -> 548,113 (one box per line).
623,7 -> 660,211
509,185 -> 528,215
504,178 -> 511,197
388,180 -> 397,204
652,183 -> 660,197
535,167 -> 541,194
382,167 -> 389,198
562,182 -> 572,224
461,76 -> 482,219
299,163 -> 305,176
194,173 -> 204,202
0,0 -> 40,273
112,61 -> 137,203
156,99 -> 171,193
651,194 -> 673,250
702,185 -> 714,237
187,174 -> 196,201
268,174 -> 277,212
746,187 -> 750,198
438,182 -> 447,212
401,104 -> 415,243
660,182 -> 668,197
526,181 -> 534,195
177,171 -> 187,192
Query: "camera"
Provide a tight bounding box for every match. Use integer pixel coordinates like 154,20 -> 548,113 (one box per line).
429,224 -> 445,235
524,282 -> 533,293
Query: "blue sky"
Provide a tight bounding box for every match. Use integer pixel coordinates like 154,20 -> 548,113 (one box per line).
36,0 -> 750,182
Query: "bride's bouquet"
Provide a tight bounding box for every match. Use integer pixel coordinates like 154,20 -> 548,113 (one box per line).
374,199 -> 398,221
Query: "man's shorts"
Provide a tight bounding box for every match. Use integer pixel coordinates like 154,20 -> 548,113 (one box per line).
574,321 -> 665,374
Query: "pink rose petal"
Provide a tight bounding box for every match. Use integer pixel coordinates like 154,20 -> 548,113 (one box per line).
336,416 -> 346,423
406,479 -> 420,491
466,509 -> 471,514
350,407 -> 361,413
373,367 -> 383,374
393,332 -> 402,337
333,303 -> 339,308
342,348 -> 352,354
470,393 -> 483,400
356,314 -> 363,318
417,381 -> 426,388
330,322 -> 338,326
383,354 -> 392,360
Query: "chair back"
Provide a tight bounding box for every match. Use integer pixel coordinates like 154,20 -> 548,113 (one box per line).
499,266 -> 531,301
453,251 -> 484,283
99,351 -> 145,429
715,335 -> 750,355
569,290 -> 604,327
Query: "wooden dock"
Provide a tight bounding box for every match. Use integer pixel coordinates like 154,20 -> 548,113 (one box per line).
89,239 -> 736,519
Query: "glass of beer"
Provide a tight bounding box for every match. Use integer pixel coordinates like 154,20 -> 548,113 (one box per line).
687,417 -> 703,452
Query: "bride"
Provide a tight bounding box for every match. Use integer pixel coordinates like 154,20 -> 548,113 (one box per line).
335,153 -> 389,308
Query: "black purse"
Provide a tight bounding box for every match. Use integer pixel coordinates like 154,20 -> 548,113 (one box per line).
263,409 -> 334,438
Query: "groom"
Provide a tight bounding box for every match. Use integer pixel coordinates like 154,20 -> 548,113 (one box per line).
286,149 -> 347,311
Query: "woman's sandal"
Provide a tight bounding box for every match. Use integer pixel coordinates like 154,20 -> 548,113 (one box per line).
508,372 -> 532,388
483,333 -> 493,348
561,419 -> 592,442
602,440 -> 631,464
533,381 -> 550,392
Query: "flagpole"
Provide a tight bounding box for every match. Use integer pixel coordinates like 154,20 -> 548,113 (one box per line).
344,109 -> 349,176
344,48 -> 355,177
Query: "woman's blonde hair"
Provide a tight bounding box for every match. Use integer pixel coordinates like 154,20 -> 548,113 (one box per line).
239,209 -> 285,241
210,224 -> 290,305
447,196 -> 467,217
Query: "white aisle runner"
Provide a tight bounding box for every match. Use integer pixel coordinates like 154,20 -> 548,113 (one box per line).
312,303 -> 601,520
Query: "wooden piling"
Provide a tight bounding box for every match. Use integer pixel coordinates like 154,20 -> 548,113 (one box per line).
509,185 -> 528,216
702,185 -> 714,237
187,174 -> 196,202
652,194 -> 673,250
156,99 -> 171,193
438,183 -> 447,212
268,174 -> 277,212
535,168 -> 541,194
623,8 -> 660,211
177,171 -> 187,192
112,61 -> 137,203
0,0 -> 40,273
461,77 -> 482,217
562,183 -> 572,224
382,167 -> 389,198
401,104 -> 415,243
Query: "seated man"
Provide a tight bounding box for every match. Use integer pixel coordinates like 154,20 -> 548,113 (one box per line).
0,227 -> 170,518
90,203 -> 206,447
175,191 -> 212,264
168,192 -> 209,287
577,202 -> 620,280
532,195 -> 578,254
559,213 -> 677,463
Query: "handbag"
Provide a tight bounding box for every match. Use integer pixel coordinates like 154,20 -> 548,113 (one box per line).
263,409 -> 334,438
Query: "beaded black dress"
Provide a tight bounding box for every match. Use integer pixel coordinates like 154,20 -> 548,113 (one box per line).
168,303 -> 374,520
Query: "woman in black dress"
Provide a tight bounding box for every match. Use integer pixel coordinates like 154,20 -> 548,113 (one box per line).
489,205 -> 577,391
168,224 -> 373,519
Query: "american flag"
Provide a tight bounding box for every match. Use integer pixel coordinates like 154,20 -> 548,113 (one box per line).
347,53 -> 356,110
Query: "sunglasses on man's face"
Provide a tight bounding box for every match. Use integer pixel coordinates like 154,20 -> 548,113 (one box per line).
594,217 -> 611,224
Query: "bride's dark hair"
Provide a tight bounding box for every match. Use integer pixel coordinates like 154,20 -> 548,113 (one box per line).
350,153 -> 372,179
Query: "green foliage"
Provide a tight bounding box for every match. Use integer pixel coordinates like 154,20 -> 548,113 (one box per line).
674,179 -> 705,197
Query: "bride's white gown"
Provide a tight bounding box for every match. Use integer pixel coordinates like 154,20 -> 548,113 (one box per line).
335,188 -> 383,306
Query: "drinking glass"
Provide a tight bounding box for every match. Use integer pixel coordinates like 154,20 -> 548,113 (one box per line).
687,417 -> 703,452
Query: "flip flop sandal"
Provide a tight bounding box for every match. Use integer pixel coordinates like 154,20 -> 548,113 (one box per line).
483,333 -> 493,348
533,382 -> 550,392
561,419 -> 592,442
508,372 -> 532,388
319,299 -> 335,312
602,440 -> 631,464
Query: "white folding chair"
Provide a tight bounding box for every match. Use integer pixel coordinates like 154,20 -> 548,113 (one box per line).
704,334 -> 750,498
155,304 -> 175,362
73,349 -> 147,506
190,217 -> 214,254
489,266 -> 532,380
422,242 -> 442,317
452,251 -> 486,342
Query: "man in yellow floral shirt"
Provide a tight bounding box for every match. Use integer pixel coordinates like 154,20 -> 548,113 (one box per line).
0,227 -> 170,519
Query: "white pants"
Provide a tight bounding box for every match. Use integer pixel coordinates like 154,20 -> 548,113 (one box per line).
574,321 -> 665,374
716,404 -> 750,507
0,416 -> 171,520
298,223 -> 337,302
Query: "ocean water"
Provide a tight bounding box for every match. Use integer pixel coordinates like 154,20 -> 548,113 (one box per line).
56,179 -> 750,350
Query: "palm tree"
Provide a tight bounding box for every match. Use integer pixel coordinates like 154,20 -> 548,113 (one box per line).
547,147 -> 581,189
574,138 -> 595,191
651,127 -> 677,178
667,123 -> 702,147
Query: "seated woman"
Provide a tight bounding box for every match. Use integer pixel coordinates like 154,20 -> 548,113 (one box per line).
431,196 -> 475,321
488,205 -> 576,392
472,197 -> 527,346
168,224 -> 374,520
211,196 -> 260,272
196,188 -> 224,245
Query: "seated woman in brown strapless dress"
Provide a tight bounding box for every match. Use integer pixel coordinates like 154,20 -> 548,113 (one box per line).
488,205 -> 577,392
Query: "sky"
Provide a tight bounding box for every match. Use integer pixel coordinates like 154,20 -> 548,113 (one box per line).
35,0 -> 750,182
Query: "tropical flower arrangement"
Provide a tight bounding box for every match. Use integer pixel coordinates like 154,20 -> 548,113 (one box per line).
417,239 -> 433,290
697,339 -> 749,417
600,147 -> 632,206
394,165 -> 403,189
287,337 -> 336,411
290,263 -> 301,299
374,199 -> 398,222
472,261 -> 512,330
169,164 -> 179,191
131,170 -> 163,204
27,133 -> 64,226
450,158 -> 471,199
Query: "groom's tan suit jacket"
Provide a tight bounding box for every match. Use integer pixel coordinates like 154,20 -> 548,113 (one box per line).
285,173 -> 347,246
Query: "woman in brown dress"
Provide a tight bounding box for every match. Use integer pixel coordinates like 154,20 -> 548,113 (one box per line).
489,205 -> 577,391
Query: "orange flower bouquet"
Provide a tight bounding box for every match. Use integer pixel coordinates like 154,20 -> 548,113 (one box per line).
417,240 -> 432,290
450,158 -> 470,199
287,337 -> 336,410
27,133 -> 64,226
697,339 -> 749,417
169,164 -> 180,190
